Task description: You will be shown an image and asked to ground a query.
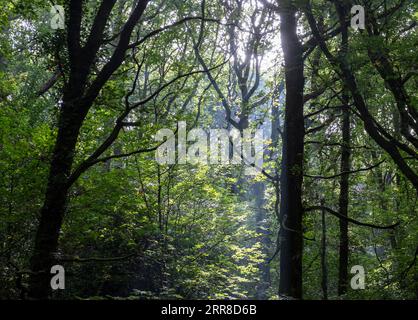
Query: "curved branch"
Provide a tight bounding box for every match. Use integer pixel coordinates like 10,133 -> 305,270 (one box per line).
58,253 -> 137,263
127,17 -> 250,49
305,206 -> 400,229
304,160 -> 385,180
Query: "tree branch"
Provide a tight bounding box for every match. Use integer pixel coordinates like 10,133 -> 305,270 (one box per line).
305,206 -> 400,229
304,160 -> 385,180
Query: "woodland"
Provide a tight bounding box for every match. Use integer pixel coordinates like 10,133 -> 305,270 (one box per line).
0,0 -> 417,300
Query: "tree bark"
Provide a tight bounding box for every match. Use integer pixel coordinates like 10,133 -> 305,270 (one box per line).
278,0 -> 305,299
320,203 -> 328,300
338,93 -> 350,295
254,182 -> 271,299
28,101 -> 87,299
334,1 -> 351,296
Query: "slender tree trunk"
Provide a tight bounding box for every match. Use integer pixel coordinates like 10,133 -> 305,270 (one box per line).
278,0 -> 305,299
338,93 -> 351,295
254,182 -> 271,299
320,203 -> 328,300
335,1 -> 351,296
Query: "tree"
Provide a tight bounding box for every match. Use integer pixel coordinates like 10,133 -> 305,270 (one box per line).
277,0 -> 305,299
0,0 -> 417,301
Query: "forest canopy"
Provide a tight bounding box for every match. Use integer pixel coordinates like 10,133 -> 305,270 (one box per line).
0,0 -> 417,300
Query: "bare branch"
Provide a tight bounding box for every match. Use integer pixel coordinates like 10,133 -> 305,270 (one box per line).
305,206 -> 400,229
304,160 -> 385,180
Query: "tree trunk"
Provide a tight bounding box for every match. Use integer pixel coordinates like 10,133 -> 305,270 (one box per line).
254,181 -> 271,299
28,101 -> 87,299
334,1 -> 351,296
338,93 -> 351,295
320,203 -> 328,300
278,0 -> 305,299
